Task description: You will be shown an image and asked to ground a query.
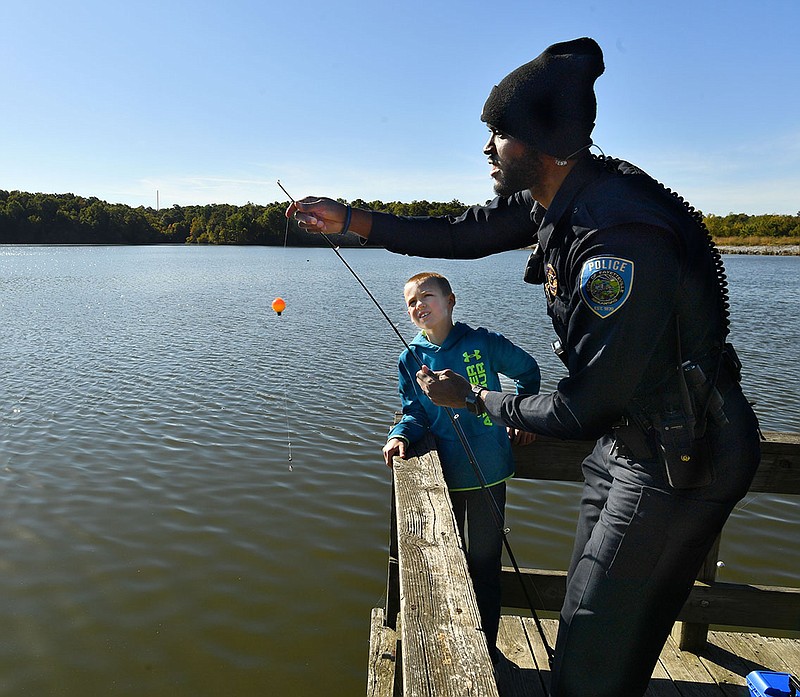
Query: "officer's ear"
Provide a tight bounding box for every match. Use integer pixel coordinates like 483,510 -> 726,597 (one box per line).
449,293 -> 456,309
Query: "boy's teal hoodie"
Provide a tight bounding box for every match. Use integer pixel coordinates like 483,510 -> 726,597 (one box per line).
388,321 -> 541,490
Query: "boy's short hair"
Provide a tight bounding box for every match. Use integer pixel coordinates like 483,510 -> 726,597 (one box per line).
405,272 -> 453,296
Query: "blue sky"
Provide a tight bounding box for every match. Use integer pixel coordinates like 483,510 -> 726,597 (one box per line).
2,0 -> 798,215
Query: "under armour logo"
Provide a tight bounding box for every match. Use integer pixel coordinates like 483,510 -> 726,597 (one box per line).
463,350 -> 482,363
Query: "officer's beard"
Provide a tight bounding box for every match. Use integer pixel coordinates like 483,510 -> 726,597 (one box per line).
492,148 -> 544,198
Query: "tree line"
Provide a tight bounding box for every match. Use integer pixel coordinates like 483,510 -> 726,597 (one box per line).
0,190 -> 470,246
1,189 -> 798,246
703,212 -> 800,241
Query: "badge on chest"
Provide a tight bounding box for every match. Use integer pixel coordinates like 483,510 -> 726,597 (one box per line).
544,263 -> 559,301
579,256 -> 634,318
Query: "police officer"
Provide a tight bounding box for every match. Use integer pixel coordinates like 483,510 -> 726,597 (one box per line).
289,37 -> 761,697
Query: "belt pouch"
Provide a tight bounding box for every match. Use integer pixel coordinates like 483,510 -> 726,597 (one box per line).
651,410 -> 714,489
612,423 -> 654,460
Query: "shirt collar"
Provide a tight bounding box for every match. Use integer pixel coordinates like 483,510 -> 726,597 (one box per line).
537,157 -> 601,252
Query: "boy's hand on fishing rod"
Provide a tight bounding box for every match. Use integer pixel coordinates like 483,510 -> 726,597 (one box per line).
416,365 -> 472,408
383,438 -> 407,468
286,197 -> 346,233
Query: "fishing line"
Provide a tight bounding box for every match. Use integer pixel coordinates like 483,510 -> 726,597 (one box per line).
257,310 -> 293,468
278,181 -> 555,662
267,195 -> 293,467
279,336 -> 293,466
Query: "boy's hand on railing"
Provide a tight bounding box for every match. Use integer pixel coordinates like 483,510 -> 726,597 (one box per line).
383,438 -> 407,468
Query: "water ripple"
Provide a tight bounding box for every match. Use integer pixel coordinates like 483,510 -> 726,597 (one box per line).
1,246 -> 797,695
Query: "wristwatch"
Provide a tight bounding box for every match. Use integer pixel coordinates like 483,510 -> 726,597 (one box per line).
464,383 -> 485,416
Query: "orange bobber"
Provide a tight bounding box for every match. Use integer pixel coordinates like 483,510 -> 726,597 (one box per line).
271,297 -> 287,316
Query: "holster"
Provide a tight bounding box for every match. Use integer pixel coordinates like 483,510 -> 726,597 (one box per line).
613,410 -> 714,489
614,347 -> 720,490
522,244 -> 545,285
650,409 -> 714,489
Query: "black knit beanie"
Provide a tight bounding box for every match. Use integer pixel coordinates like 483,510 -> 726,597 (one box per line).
481,37 -> 605,158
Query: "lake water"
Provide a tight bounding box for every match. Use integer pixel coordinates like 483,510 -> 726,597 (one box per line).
1,245 -> 798,695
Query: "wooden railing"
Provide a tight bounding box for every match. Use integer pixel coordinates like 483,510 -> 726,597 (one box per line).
367,431 -> 800,696
504,431 -> 800,651
369,433 -> 499,697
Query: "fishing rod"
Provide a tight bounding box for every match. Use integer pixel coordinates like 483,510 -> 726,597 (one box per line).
278,181 -> 555,663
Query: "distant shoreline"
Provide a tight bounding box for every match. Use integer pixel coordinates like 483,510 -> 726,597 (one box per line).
3,242 -> 800,255
716,245 -> 800,256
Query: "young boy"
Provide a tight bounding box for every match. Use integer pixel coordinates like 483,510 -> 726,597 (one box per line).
383,271 -> 540,663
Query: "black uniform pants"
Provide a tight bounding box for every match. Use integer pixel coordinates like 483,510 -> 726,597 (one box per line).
549,385 -> 760,697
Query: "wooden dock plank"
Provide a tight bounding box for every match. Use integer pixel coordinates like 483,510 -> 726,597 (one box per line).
393,437 -> 499,696
492,617 -> 800,697
693,633 -> 760,696
643,669 -> 684,697
658,633 -> 724,696
646,637 -> 686,697
368,608 -> 398,697
765,636 -> 800,673
715,630 -> 800,676
538,619 -> 560,696
495,616 -> 548,697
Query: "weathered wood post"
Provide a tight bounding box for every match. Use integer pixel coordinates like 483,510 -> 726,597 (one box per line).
392,434 -> 499,696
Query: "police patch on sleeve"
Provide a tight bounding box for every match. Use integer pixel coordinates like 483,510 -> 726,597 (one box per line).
579,256 -> 634,318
